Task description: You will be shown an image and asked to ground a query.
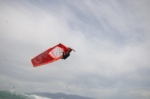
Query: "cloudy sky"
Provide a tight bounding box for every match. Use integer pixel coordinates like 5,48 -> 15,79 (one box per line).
0,0 -> 150,99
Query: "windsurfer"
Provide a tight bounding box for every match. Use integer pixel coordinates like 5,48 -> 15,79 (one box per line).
62,47 -> 74,59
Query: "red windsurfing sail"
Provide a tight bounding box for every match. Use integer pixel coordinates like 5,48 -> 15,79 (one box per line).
31,43 -> 68,67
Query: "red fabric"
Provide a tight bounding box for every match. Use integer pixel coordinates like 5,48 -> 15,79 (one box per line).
31,43 -> 68,67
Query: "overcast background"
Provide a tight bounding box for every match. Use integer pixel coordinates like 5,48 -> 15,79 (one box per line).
0,0 -> 150,99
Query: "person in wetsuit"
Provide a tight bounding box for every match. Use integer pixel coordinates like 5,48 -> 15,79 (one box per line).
62,47 -> 74,59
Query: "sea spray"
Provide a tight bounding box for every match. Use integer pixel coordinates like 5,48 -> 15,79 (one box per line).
0,90 -> 51,99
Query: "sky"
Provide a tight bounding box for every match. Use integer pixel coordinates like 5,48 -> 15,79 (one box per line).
0,0 -> 150,99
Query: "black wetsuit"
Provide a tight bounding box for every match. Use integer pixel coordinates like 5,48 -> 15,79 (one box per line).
62,48 -> 73,59
62,52 -> 70,59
